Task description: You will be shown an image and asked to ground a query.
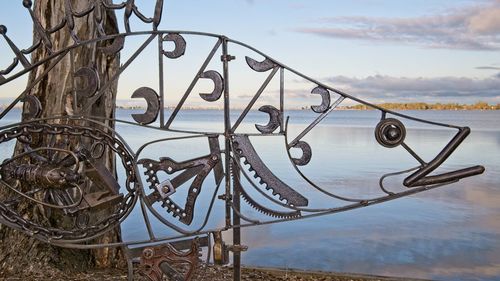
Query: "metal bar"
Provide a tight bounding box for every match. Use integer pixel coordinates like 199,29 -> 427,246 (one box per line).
44,178 -> 450,250
279,67 -> 284,133
82,34 -> 157,112
0,29 -> 31,68
221,38 -> 232,229
140,197 -> 156,241
158,33 -> 165,126
164,38 -> 222,128
0,50 -> 69,120
220,37 -> 241,281
408,165 -> 484,186
227,37 -> 462,129
404,127 -> 469,187
232,159 -> 242,281
282,121 -> 367,203
90,114 -> 222,136
231,66 -> 279,132
401,142 -> 426,165
289,96 -> 345,147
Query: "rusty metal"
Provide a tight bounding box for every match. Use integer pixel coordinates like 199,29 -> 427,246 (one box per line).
139,152 -> 221,225
255,105 -> 282,134
139,238 -> 201,281
0,1 -> 486,281
375,118 -> 406,148
199,70 -> 224,102
0,121 -> 138,241
245,56 -> 276,72
310,86 -> 331,114
162,33 -> 186,59
232,135 -> 309,207
130,87 -> 160,125
233,168 -> 301,219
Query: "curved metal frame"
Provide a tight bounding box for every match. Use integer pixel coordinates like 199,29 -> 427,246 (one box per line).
0,2 -> 485,280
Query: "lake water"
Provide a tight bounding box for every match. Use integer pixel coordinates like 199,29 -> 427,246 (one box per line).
1,108 -> 499,281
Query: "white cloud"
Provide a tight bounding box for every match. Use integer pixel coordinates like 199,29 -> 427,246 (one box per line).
296,1 -> 500,50
326,74 -> 500,103
231,74 -> 500,107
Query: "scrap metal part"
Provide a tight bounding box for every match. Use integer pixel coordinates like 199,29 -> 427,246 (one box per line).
138,137 -> 224,225
139,238 -> 201,281
232,169 -> 301,219
255,105 -> 282,134
0,122 -> 138,241
231,135 -> 308,207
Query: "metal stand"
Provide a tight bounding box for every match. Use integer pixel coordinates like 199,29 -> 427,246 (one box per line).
232,164 -> 242,281
220,36 -> 242,281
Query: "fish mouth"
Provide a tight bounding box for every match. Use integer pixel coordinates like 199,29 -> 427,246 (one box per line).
402,126 -> 485,188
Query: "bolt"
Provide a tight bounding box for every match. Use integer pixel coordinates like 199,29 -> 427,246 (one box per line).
143,248 -> 154,259
0,25 -> 6,35
161,186 -> 169,194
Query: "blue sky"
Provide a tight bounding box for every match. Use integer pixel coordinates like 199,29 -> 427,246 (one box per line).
1,0 -> 499,107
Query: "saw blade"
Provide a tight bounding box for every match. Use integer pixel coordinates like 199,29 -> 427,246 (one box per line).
231,135 -> 308,207
233,170 -> 301,219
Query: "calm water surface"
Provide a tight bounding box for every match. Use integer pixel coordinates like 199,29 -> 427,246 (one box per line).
1,109 -> 499,281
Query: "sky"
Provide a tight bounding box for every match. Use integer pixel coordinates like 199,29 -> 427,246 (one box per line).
0,0 -> 499,107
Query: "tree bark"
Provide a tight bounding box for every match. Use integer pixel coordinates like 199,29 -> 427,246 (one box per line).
0,0 -> 122,275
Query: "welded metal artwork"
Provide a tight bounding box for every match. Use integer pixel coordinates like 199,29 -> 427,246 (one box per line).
0,1 -> 485,281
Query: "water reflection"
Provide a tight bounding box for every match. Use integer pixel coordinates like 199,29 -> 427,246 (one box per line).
0,109 -> 498,281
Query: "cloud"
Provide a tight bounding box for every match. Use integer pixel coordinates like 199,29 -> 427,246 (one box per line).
231,74 -> 500,107
325,74 -> 500,103
296,1 -> 500,50
476,66 -> 500,70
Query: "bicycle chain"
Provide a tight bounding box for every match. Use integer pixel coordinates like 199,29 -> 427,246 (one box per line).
0,121 -> 139,242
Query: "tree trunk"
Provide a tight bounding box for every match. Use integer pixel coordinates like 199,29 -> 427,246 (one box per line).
0,0 -> 122,276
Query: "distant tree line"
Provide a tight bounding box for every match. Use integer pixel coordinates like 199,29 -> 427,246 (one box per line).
341,102 -> 500,110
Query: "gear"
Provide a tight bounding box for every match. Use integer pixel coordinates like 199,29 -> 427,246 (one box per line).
232,135 -> 308,207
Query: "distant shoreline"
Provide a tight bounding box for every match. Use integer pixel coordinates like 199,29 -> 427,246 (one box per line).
116,102 -> 500,111
339,102 -> 500,111
2,102 -> 499,111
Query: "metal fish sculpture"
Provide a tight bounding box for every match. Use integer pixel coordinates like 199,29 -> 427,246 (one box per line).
0,1 -> 484,280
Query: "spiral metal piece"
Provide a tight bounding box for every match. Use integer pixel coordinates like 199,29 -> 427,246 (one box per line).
375,118 -> 406,148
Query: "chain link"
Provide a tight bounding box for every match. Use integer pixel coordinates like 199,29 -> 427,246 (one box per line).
0,121 -> 139,242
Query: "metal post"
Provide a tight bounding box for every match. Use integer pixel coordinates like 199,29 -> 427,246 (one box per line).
232,163 -> 242,281
220,36 -> 241,281
158,33 -> 165,126
221,37 -> 232,229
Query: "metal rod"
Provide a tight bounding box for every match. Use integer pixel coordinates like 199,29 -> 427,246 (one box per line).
289,96 -> 345,146
221,37 -> 232,229
82,34 -> 157,112
0,50 -> 68,120
140,196 -> 156,240
231,67 -> 279,132
401,142 -> 426,165
227,37 -> 462,129
165,38 -> 222,128
0,29 -> 31,68
41,177 -> 451,250
220,36 -> 242,281
232,159 -> 242,281
158,33 -> 165,126
279,67 -> 284,133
